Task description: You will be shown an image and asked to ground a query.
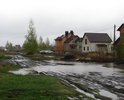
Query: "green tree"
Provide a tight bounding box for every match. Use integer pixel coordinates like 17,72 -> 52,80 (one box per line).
38,37 -> 52,50
23,20 -> 38,55
38,36 -> 43,50
45,38 -> 50,48
5,41 -> 13,51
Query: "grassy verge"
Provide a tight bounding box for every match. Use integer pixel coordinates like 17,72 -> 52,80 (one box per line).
0,52 -> 12,60
0,62 -> 80,100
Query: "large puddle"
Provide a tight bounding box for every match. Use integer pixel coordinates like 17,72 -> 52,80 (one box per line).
8,55 -> 124,100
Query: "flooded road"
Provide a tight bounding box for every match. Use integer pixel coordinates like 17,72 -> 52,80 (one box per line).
8,55 -> 124,100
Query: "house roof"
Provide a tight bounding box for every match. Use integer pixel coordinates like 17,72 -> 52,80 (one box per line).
84,33 -> 112,43
117,23 -> 124,31
55,35 -> 64,41
70,36 -> 79,43
64,35 -> 78,43
75,38 -> 83,43
64,35 -> 73,43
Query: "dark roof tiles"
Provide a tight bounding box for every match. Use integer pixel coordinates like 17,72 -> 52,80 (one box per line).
55,35 -> 64,41
84,33 -> 112,43
64,35 -> 78,43
75,38 -> 83,43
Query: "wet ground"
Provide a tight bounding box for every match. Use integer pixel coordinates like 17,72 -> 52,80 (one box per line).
8,55 -> 124,100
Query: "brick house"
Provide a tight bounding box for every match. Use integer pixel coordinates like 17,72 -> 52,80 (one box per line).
54,30 -> 75,53
64,35 -> 79,52
114,23 -> 124,45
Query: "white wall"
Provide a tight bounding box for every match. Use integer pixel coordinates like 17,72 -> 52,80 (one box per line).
82,35 -> 112,53
95,43 -> 112,53
82,36 -> 96,53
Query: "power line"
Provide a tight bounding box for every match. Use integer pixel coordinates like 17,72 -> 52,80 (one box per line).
114,25 -> 116,43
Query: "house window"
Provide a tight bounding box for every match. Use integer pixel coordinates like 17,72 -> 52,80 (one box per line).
85,39 -> 87,44
87,47 -> 89,51
84,47 -> 85,51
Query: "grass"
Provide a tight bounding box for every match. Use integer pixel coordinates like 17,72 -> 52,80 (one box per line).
0,52 -> 11,61
0,62 -> 79,100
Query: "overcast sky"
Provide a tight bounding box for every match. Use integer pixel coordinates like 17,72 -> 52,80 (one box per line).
0,0 -> 124,46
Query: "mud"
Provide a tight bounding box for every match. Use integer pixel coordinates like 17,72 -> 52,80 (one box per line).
8,55 -> 124,100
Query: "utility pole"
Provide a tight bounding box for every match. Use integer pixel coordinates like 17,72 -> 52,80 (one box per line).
113,25 -> 116,59
114,25 -> 116,43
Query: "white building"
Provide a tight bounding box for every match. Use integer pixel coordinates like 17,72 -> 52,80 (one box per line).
82,33 -> 112,53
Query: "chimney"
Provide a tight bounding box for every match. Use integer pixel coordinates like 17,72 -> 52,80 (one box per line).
70,30 -> 74,35
65,31 -> 69,37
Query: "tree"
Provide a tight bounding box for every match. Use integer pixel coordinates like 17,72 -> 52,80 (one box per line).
5,41 -> 13,51
38,37 -> 52,50
45,38 -> 50,48
23,20 -> 38,55
45,38 -> 52,49
39,36 -> 43,44
38,36 -> 43,50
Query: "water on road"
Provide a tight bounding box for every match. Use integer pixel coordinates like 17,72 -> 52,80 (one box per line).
8,55 -> 124,100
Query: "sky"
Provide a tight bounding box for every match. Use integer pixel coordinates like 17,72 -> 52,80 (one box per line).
0,0 -> 124,46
